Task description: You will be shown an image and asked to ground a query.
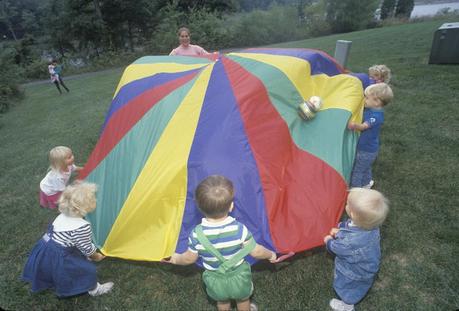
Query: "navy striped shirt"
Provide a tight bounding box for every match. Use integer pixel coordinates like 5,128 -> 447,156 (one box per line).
51,214 -> 97,257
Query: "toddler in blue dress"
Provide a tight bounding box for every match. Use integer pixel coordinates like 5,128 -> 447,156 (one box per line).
23,182 -> 113,297
324,188 -> 389,311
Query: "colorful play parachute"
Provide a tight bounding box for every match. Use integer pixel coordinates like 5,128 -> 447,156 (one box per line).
79,48 -> 365,262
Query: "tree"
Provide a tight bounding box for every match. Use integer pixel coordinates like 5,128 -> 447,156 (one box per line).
42,0 -> 75,58
325,0 -> 379,33
0,0 -> 20,41
395,0 -> 414,18
176,0 -> 239,12
380,0 -> 396,19
101,0 -> 159,51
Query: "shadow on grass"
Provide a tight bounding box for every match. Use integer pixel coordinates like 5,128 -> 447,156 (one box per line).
253,246 -> 328,273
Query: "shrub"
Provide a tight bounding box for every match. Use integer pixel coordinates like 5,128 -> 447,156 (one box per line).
228,5 -> 306,48
24,59 -> 49,80
303,0 -> 332,37
0,47 -> 24,113
325,0 -> 379,33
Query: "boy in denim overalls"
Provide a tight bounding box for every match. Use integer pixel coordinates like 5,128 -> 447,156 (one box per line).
324,188 -> 389,311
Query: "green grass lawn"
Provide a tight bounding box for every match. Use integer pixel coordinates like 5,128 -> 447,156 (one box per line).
1,18 -> 458,310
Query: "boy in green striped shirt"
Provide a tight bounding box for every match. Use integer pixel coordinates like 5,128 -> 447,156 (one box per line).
164,175 -> 277,311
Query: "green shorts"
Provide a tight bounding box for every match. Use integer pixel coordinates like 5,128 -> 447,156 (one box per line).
202,261 -> 253,302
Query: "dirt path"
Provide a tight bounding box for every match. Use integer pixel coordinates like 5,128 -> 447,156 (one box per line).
22,67 -> 123,87
22,49 -> 243,87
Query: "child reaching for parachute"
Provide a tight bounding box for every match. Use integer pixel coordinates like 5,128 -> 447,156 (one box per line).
163,175 -> 282,311
23,182 -> 114,297
324,188 -> 389,311
39,146 -> 82,209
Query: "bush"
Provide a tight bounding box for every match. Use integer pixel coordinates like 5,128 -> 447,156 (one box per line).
0,47 -> 24,113
0,74 -> 23,113
24,59 -> 49,80
149,4 -> 230,54
149,3 -> 186,54
303,0 -> 332,37
185,8 -> 232,51
325,0 -> 379,33
228,5 -> 306,48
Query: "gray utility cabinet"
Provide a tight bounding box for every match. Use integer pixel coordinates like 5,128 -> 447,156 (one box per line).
429,22 -> 459,64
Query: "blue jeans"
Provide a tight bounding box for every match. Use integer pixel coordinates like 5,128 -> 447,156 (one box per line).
350,150 -> 378,187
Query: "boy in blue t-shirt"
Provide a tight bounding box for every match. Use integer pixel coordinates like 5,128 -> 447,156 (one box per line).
163,175 -> 277,311
349,83 -> 394,188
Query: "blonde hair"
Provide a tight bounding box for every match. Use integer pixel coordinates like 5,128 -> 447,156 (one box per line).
177,27 -> 190,36
365,83 -> 394,106
347,188 -> 389,230
58,182 -> 97,217
369,64 -> 391,83
49,146 -> 72,171
195,175 -> 234,218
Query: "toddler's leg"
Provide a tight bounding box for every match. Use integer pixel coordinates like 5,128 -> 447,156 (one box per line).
53,81 -> 62,94
350,151 -> 365,187
351,150 -> 377,187
59,77 -> 70,92
361,152 -> 378,187
217,301 -> 231,311
88,281 -> 114,296
235,299 -> 251,311
329,298 -> 354,311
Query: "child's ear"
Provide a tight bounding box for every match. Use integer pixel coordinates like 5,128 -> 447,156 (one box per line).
229,202 -> 234,212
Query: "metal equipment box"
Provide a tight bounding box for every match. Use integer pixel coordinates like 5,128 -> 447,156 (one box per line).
429,22 -> 459,64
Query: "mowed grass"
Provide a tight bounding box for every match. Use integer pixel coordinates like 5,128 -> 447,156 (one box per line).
1,18 -> 458,310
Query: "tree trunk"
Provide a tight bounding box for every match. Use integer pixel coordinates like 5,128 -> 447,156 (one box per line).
127,21 -> 134,52
92,0 -> 103,21
59,41 -> 65,58
7,23 -> 18,41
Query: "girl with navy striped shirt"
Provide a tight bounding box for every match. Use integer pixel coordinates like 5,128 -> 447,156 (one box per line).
23,182 -> 114,297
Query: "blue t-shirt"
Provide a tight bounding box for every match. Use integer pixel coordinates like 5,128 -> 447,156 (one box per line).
357,108 -> 384,153
349,73 -> 371,89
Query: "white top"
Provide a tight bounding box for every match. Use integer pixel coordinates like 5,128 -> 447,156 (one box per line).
53,213 -> 90,231
40,164 -> 76,195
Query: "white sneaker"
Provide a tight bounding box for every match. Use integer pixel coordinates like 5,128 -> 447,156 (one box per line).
363,180 -> 375,189
250,302 -> 258,311
88,282 -> 114,296
329,298 -> 354,311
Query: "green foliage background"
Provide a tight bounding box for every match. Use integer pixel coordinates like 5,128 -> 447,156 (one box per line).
0,18 -> 458,310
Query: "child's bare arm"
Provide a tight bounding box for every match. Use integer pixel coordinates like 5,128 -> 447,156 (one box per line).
329,228 -> 339,237
323,235 -> 334,244
89,251 -> 106,262
165,250 -> 199,265
348,121 -> 369,131
250,244 -> 277,262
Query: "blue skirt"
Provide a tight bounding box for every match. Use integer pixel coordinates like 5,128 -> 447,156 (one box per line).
22,234 -> 97,297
